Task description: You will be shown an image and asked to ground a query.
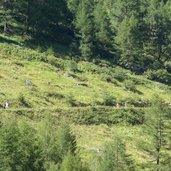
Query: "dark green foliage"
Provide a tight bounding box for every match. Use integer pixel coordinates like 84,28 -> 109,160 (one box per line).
0,106 -> 170,170
144,69 -> 171,84
53,119 -> 77,163
0,116 -> 83,171
0,0 -> 15,33
37,117 -> 77,170
70,108 -> 145,125
164,61 -> 171,73
124,80 -> 136,92
0,44 -> 47,62
73,0 -> 94,58
142,96 -> 171,170
143,1 -> 171,71
0,121 -> 44,171
18,93 -> 32,108
60,151 -> 90,171
112,67 -> 129,82
103,94 -> 116,106
93,0 -> 116,60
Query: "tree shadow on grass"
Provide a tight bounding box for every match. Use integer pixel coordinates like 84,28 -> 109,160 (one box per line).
24,38 -> 71,56
0,36 -> 21,46
21,27 -> 74,57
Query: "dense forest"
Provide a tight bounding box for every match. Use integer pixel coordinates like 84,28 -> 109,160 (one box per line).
0,0 -> 171,84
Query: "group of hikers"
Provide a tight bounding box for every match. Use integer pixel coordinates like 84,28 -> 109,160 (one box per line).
116,102 -> 127,108
1,101 -> 171,109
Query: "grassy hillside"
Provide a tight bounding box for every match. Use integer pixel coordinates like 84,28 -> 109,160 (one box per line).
0,35 -> 171,109
0,34 -> 171,170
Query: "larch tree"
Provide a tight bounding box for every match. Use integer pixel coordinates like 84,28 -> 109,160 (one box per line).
143,95 -> 170,171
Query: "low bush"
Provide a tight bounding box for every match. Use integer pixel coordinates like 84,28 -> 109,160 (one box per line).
18,93 -> 32,108
103,95 -> 116,106
112,67 -> 129,82
124,80 -> 136,92
46,92 -> 65,99
70,107 -> 145,125
70,61 -> 78,72
0,44 -> 47,62
144,69 -> 171,84
126,97 -> 151,107
65,94 -> 77,107
101,74 -> 120,86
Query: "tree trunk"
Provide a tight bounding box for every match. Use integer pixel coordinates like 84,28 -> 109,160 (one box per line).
4,18 -> 8,33
156,147 -> 160,171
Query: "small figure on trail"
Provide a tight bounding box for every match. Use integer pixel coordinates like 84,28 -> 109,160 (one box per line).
25,80 -> 32,86
3,101 -> 9,109
124,102 -> 128,108
96,148 -> 102,153
116,102 -> 120,108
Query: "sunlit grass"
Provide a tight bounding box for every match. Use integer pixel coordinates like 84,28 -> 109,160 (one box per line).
0,35 -> 171,169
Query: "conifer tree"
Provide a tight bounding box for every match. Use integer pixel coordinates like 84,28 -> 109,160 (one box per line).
37,117 -> 77,169
60,151 -> 90,171
110,0 -> 147,72
97,137 -> 135,171
0,121 -> 44,171
93,0 -> 115,59
143,95 -> 171,171
67,0 -> 94,59
143,0 -> 171,70
0,0 -> 15,33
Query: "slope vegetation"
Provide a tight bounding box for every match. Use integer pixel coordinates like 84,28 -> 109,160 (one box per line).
0,35 -> 171,169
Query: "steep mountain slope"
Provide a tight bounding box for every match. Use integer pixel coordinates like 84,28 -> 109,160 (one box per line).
0,35 -> 171,110
0,35 -> 171,170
